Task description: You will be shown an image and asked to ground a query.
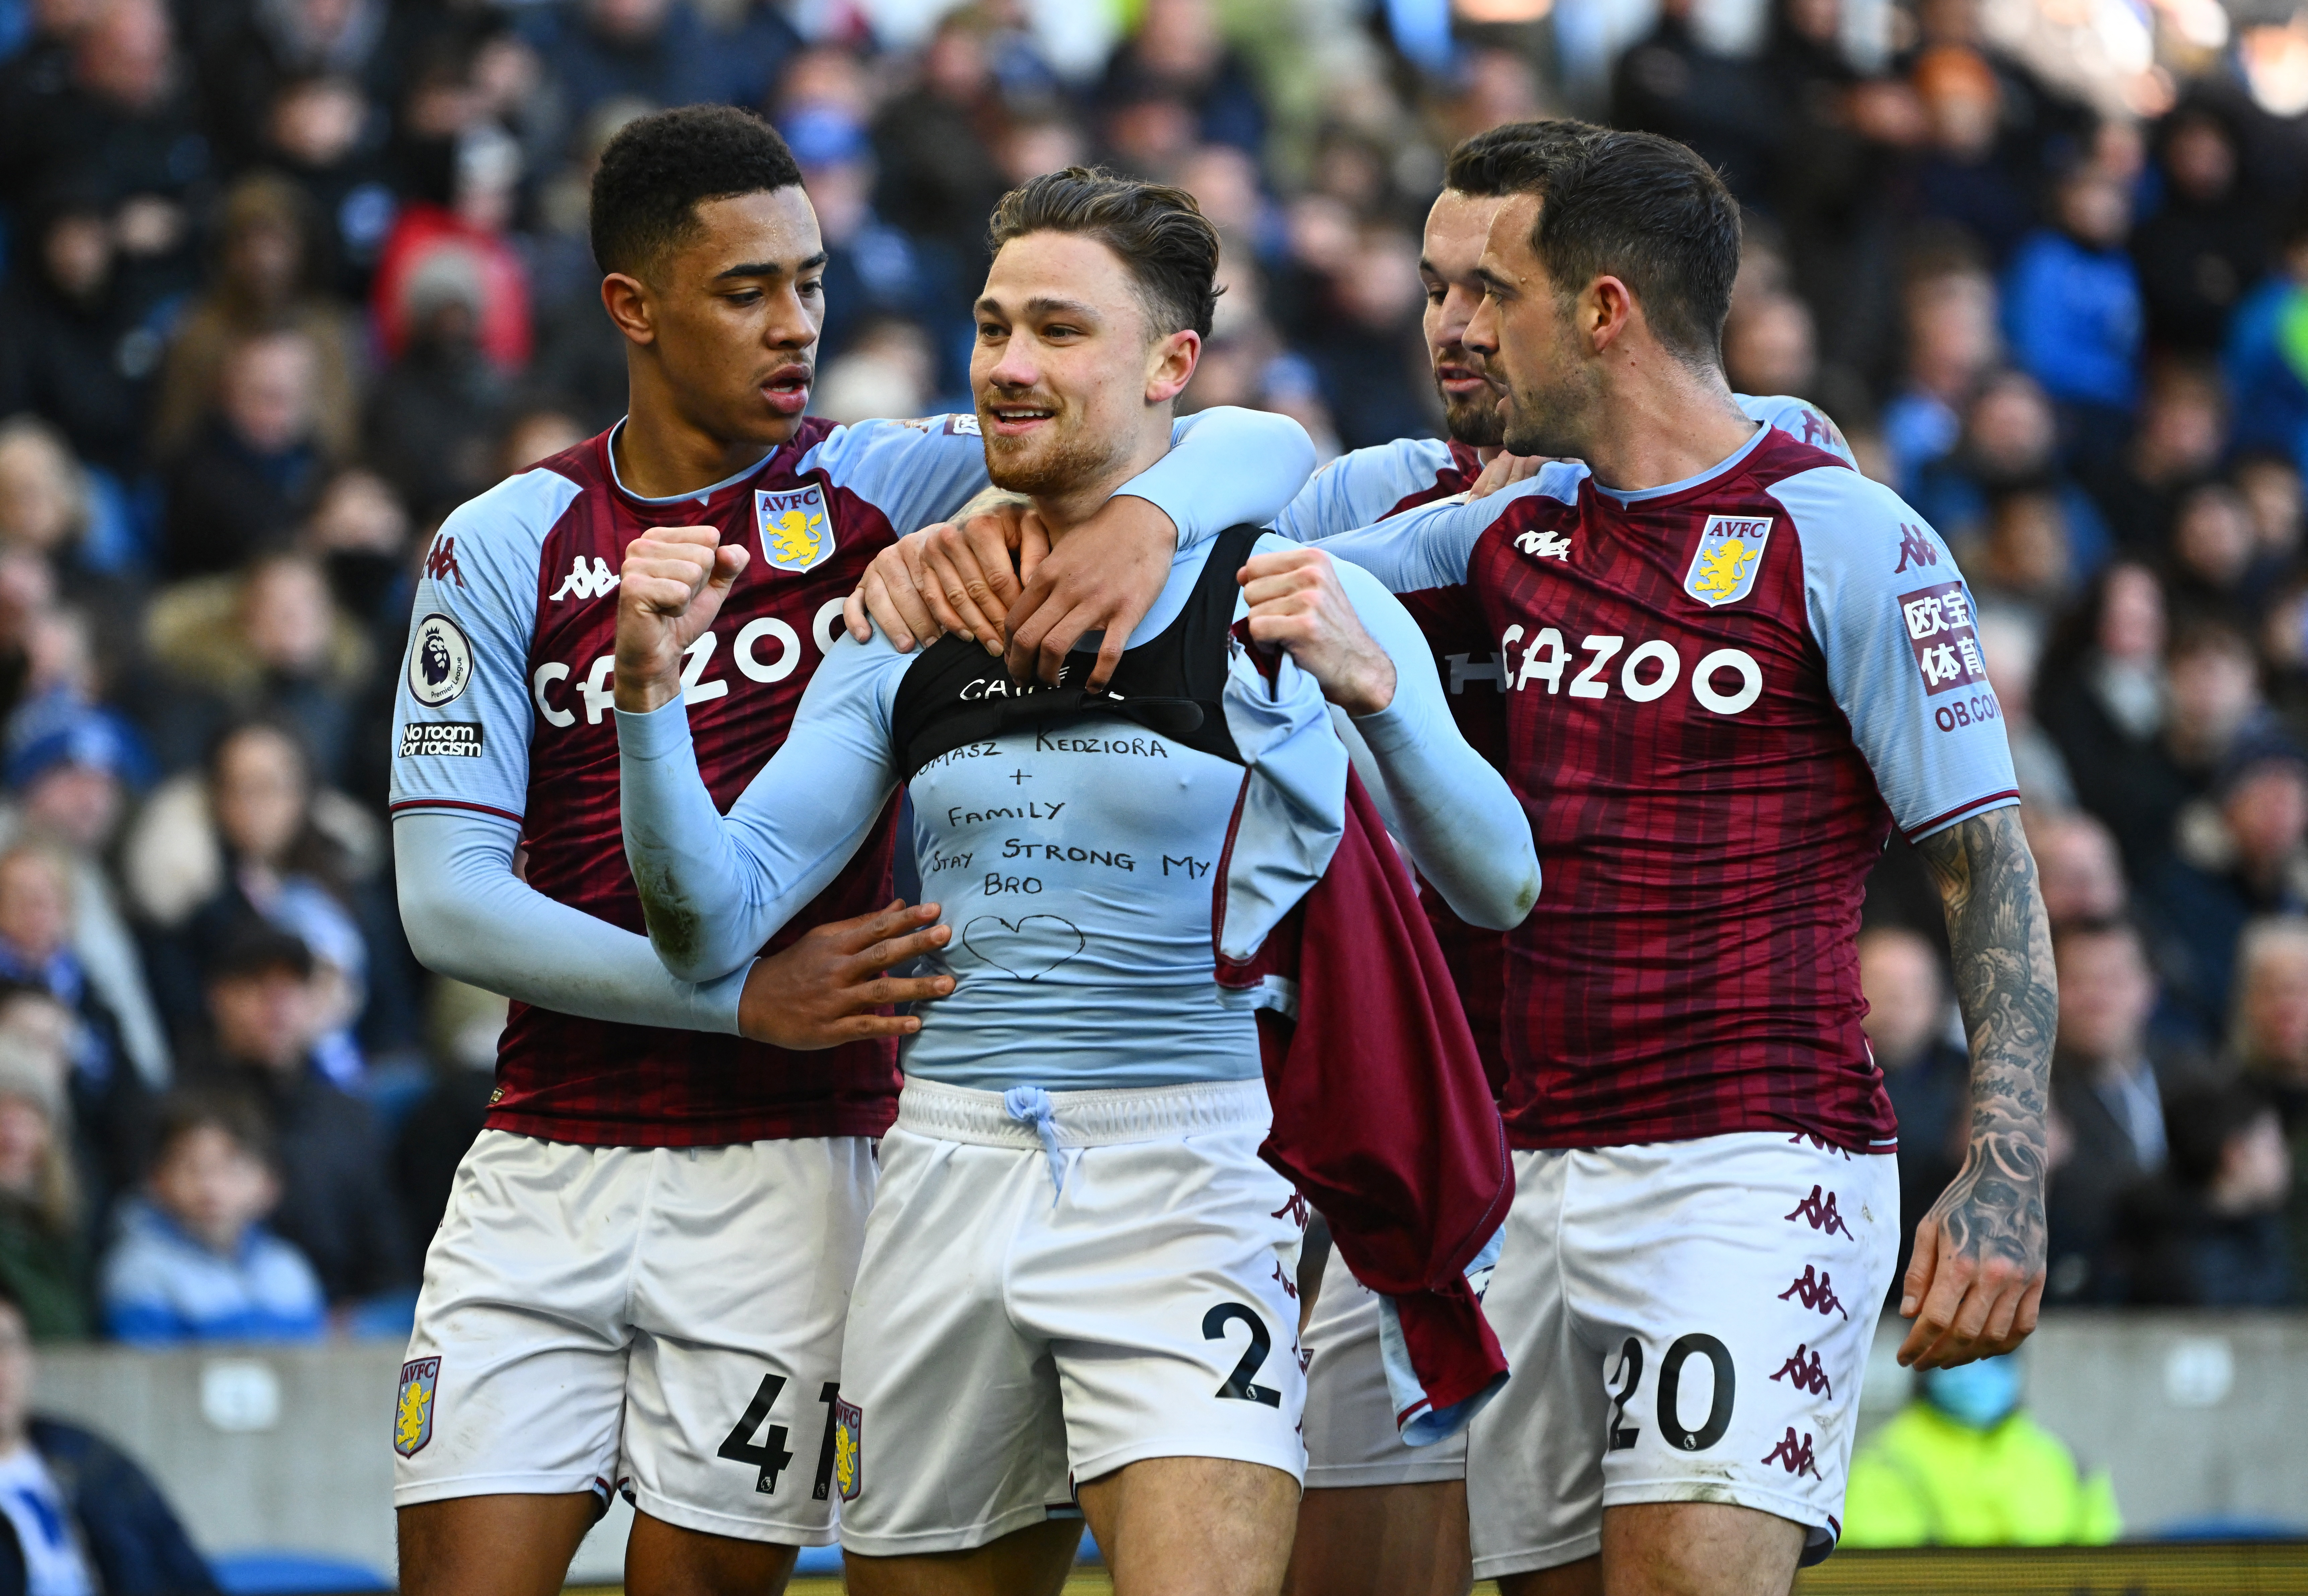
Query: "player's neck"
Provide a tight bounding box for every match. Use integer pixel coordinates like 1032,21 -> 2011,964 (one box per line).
614,401 -> 780,502
1579,364 -> 1760,494
1033,417 -> 1173,545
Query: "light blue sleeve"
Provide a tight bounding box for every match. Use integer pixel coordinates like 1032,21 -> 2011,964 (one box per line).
1737,392 -> 1858,468
1313,463 -> 1586,594
801,407 -> 1315,549
389,467 -> 579,823
1769,467 -> 2021,841
394,810 -> 747,1030
617,638 -> 907,982
796,416 -> 993,540
1138,406 -> 1318,550
1320,544 -> 1539,929
1273,438 -> 1459,544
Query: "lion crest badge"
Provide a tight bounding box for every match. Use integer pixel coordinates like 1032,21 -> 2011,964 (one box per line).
756,486 -> 835,574
395,1357 -> 440,1457
831,1396 -> 862,1501
1683,515 -> 1774,608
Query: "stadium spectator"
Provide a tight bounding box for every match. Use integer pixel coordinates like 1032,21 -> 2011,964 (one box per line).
160,329 -> 329,581
2046,917 -> 2201,1301
1975,607 -> 2076,808
150,174 -> 364,465
258,72 -> 399,302
2003,160 -> 2144,463
126,718 -> 384,1065
1881,255 -> 2001,494
142,554 -> 372,785
2133,107 -> 2268,356
2145,734 -> 2308,1041
869,10 -> 1010,275
2038,563 -> 2174,872
363,246 -> 516,524
98,1091 -> 323,1343
1908,45 -> 2039,263
1842,1355 -> 2122,1546
2082,360 -> 2229,558
0,191 -> 164,483
2225,203 -> 2308,478
1610,0 -> 1779,202
2111,1080 -> 2300,1305
2227,917 -> 2308,1288
177,926 -> 404,1305
0,701 -> 169,1090
1911,370 -> 2112,579
369,121 -> 533,378
0,1280 -> 219,1590
0,1042 -> 87,1341
1859,926 -> 1969,1306
1096,0 -> 1263,159
2026,809 -> 2130,930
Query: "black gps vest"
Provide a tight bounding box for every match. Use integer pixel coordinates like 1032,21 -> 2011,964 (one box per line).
888,523 -> 1266,783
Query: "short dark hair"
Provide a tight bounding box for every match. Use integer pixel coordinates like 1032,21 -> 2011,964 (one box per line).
151,1091 -> 277,1175
207,923 -> 316,986
1443,118 -> 1600,198
987,167 -> 1220,341
590,105 -> 804,279
1474,128 -> 1742,368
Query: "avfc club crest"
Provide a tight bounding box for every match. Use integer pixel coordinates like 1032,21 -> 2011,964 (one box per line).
756,485 -> 835,573
831,1396 -> 862,1501
407,614 -> 473,707
394,1357 -> 440,1457
1683,515 -> 1774,608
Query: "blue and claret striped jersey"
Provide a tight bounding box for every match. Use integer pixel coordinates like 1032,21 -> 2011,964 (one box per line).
1319,421 -> 2016,1152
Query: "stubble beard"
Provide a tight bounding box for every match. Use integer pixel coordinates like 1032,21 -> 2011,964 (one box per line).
980,399 -> 1135,500
1442,390 -> 1506,450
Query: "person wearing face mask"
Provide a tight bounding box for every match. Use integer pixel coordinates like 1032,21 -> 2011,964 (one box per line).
1840,1354 -> 2121,1547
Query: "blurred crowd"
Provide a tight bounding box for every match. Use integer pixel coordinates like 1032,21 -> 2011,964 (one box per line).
0,0 -> 2304,1341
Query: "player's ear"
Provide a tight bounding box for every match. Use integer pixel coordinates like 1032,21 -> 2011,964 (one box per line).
1586,275 -> 1634,356
1144,327 -> 1199,406
601,271 -> 657,346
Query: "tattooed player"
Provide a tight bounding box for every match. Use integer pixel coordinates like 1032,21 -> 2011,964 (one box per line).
1316,127 -> 2053,1596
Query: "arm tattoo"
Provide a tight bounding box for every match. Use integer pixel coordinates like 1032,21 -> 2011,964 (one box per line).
1911,807 -> 2055,1278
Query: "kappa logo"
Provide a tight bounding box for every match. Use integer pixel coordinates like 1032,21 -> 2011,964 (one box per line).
1786,1131 -> 1852,1159
1770,1343 -> 1834,1398
424,535 -> 465,589
1783,1185 -> 1854,1238
1777,1265 -> 1849,1320
1683,515 -> 1773,607
756,486 -> 835,573
1271,1192 -> 1310,1229
394,1357 -> 441,1456
1893,523 -> 1940,574
1761,1426 -> 1821,1477
831,1397 -> 862,1501
1515,527 -> 1574,560
551,554 -> 621,601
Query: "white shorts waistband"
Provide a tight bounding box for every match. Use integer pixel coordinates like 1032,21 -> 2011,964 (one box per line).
894,1077 -> 1270,1149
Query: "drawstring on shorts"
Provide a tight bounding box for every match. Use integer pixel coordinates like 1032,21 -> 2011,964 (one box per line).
1003,1085 -> 1071,1202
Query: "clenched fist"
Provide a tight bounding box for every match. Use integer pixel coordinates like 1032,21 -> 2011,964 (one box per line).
614,524 -> 750,713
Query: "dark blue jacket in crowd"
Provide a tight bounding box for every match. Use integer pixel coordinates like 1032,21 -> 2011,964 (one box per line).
0,1419 -> 215,1596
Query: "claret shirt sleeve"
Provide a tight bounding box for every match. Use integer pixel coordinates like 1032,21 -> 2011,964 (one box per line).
1770,467 -> 2020,841
617,636 -> 907,983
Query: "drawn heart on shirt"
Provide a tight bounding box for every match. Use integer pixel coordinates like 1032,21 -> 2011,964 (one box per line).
961,915 -> 1087,982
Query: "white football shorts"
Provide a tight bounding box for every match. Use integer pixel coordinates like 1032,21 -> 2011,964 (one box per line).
1468,1132 -> 1899,1581
834,1078 -> 1309,1557
1301,1244 -> 1467,1489
393,1129 -> 876,1545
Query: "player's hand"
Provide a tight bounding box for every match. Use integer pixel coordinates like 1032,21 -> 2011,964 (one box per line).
1004,495 -> 1176,691
614,525 -> 748,713
844,502 -> 1045,654
1467,452 -> 1559,500
736,900 -> 956,1048
1897,1150 -> 2048,1369
1239,546 -> 1396,717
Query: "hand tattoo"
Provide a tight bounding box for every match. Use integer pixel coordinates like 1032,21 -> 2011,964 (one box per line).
1912,806 -> 2055,1285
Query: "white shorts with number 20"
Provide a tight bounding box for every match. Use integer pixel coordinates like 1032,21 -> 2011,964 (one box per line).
1468,1133 -> 1899,1581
